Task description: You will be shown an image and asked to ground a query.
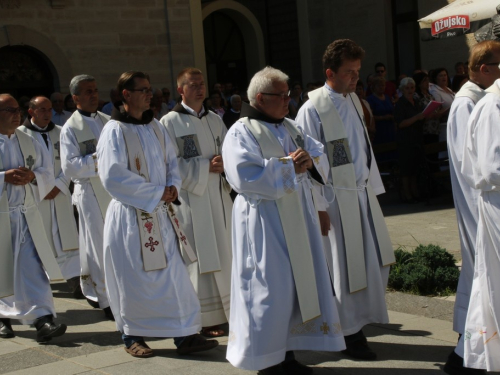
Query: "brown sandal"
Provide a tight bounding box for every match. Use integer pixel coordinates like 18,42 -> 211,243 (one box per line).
124,341 -> 154,358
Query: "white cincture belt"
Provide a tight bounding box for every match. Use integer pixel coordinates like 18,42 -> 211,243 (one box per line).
0,203 -> 37,214
325,182 -> 367,204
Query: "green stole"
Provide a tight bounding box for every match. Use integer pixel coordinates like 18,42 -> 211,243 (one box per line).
240,116 -> 321,324
308,87 -> 395,293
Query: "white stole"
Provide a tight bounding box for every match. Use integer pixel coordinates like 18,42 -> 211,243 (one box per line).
455,81 -> 486,104
66,112 -> 111,220
0,151 -> 14,298
241,117 -> 321,324
168,113 -> 221,274
14,131 -> 63,281
18,125 -> 79,252
308,87 -> 395,293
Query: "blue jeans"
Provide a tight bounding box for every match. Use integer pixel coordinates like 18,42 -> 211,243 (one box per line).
122,333 -> 187,348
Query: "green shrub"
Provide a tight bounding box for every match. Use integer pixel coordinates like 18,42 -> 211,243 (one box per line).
388,244 -> 459,296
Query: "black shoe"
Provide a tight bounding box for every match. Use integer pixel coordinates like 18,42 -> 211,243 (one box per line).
282,359 -> 314,374
66,277 -> 84,299
86,298 -> 100,309
103,307 -> 115,321
34,315 -> 66,343
257,363 -> 285,375
342,340 -> 377,360
0,319 -> 15,338
444,350 -> 486,374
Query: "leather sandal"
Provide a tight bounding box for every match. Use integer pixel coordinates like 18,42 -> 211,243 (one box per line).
124,341 -> 154,358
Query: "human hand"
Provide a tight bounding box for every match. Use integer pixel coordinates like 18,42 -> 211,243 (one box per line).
289,148 -> 312,174
209,155 -> 224,174
318,211 -> 330,236
4,167 -> 35,186
162,185 -> 178,203
44,186 -> 60,200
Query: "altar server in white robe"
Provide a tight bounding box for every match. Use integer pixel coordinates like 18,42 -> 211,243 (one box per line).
0,94 -> 67,343
459,79 -> 500,373
223,67 -> 345,374
60,75 -> 113,319
161,68 -> 232,338
444,40 -> 500,375
98,71 -> 218,358
296,39 -> 395,361
19,96 -> 82,299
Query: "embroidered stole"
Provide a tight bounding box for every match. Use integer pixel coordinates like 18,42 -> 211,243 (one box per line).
66,111 -> 111,220
241,117 -> 321,323
168,113 -> 221,274
308,87 -> 395,293
18,125 -> 79,253
118,121 -> 196,271
0,151 -> 14,298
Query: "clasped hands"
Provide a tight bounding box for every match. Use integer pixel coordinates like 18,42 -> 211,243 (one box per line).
209,155 -> 224,174
4,167 -> 35,186
289,148 -> 312,174
162,185 -> 178,203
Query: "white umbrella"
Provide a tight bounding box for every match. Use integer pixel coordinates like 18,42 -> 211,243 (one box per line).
418,0 -> 498,41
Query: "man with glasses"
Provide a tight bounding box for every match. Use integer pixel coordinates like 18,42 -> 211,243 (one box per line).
60,75 -> 113,320
444,40 -> 500,375
222,66 -> 345,374
373,62 -> 397,100
97,70 -> 218,358
297,39 -> 394,361
50,92 -> 72,126
160,68 -> 233,339
0,94 -> 68,343
18,96 -> 82,300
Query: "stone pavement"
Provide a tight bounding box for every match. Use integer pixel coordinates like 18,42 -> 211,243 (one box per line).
1,191 -> 490,374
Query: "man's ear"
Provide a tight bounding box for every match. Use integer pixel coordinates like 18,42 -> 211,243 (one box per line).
28,108 -> 35,117
326,68 -> 335,81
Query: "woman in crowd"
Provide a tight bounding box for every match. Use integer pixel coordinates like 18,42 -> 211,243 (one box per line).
366,76 -> 395,145
429,68 -> 455,122
413,72 -> 442,146
394,77 -> 427,203
209,90 -> 225,117
355,80 -> 376,142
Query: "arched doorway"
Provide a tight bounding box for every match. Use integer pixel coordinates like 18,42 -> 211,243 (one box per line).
203,11 -> 247,92
0,45 -> 56,99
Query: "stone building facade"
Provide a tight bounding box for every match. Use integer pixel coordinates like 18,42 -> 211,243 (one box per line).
0,0 -> 472,100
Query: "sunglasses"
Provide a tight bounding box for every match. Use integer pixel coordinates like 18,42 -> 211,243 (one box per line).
0,107 -> 22,114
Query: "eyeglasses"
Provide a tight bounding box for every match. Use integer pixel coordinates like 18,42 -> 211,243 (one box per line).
260,90 -> 291,99
0,107 -> 22,114
484,62 -> 500,67
129,88 -> 153,95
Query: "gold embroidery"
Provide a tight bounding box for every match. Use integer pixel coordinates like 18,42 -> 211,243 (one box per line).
320,322 -> 330,335
290,320 -> 317,335
313,156 -> 320,164
278,157 -> 288,164
331,322 -> 342,335
485,331 -> 498,345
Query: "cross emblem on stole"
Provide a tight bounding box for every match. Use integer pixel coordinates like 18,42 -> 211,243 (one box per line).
295,134 -> 305,149
26,155 -> 35,170
320,322 -> 330,335
145,236 -> 159,252
53,141 -> 61,160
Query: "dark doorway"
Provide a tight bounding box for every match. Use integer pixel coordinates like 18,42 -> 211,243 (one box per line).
203,11 -> 247,93
0,45 -> 56,100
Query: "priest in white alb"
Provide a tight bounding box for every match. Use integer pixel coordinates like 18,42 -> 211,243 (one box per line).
0,94 -> 67,343
160,68 -> 232,338
296,39 -> 395,360
444,40 -> 500,375
460,78 -> 500,373
222,66 -> 345,375
18,96 -> 82,299
97,71 -> 218,358
60,75 -> 113,319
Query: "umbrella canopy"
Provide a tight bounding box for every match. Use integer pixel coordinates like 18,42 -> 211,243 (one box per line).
418,0 -> 497,41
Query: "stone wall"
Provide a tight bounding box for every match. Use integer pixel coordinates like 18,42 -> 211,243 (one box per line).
0,0 -> 195,96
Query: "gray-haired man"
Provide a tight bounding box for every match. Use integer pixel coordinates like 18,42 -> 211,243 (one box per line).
60,75 -> 113,320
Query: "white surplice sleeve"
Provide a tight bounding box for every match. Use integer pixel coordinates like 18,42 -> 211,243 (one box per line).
222,121 -> 297,200
159,120 -> 182,194
30,136 -> 55,203
60,125 -> 98,180
97,122 -> 164,213
471,98 -> 500,188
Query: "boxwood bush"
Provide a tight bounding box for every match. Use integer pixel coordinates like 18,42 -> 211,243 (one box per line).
388,244 -> 460,296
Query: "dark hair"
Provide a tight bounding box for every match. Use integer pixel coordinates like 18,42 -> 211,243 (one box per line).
412,72 -> 428,96
322,39 -> 365,74
176,67 -> 203,87
374,62 -> 386,70
117,71 -> 150,103
430,68 -> 450,87
28,96 -> 49,110
451,74 -> 469,93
